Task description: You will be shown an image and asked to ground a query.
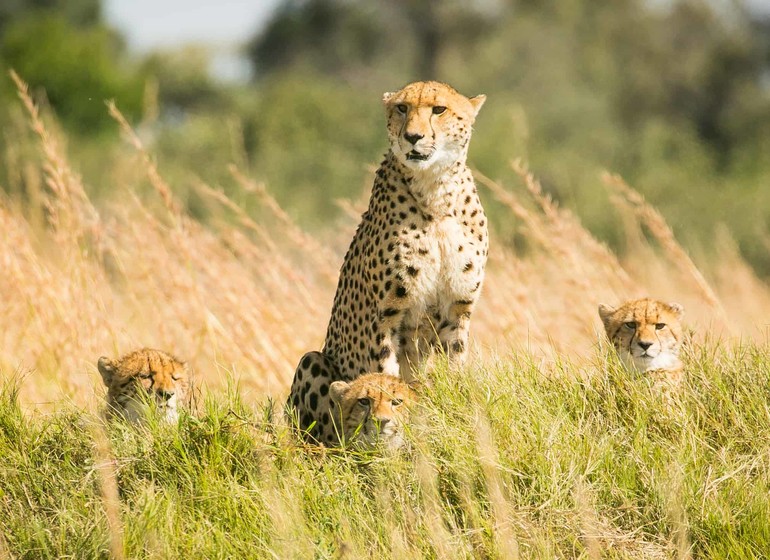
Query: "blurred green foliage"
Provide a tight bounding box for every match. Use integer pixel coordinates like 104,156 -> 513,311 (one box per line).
0,0 -> 101,30
242,0 -> 770,270
1,15 -> 144,133
2,0 -> 770,272
0,0 -> 144,134
141,47 -> 224,112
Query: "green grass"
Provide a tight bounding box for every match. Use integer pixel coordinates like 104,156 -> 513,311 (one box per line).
2,344 -> 770,559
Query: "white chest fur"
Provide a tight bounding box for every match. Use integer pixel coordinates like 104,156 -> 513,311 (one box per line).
397,211 -> 484,319
622,350 -> 681,373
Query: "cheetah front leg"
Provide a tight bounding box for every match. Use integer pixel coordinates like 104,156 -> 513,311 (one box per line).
374,306 -> 407,378
396,322 -> 422,383
437,299 -> 475,367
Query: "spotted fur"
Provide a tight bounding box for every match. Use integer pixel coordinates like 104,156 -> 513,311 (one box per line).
598,298 -> 685,384
288,81 -> 487,444
329,373 -> 416,449
97,348 -> 191,423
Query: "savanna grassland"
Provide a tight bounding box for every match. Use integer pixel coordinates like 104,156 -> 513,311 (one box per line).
3,72 -> 770,559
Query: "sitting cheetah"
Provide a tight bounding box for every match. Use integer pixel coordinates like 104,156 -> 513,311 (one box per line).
97,348 -> 192,423
330,373 -> 417,450
288,81 -> 487,444
598,298 -> 685,386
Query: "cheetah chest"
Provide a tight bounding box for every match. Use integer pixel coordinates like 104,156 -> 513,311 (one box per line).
396,213 -> 486,318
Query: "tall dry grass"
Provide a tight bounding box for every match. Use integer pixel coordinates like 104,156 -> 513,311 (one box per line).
1,73 -> 768,412
4,74 -> 770,560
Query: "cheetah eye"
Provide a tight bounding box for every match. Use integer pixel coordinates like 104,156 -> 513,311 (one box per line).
392,398 -> 403,406
395,104 -> 407,114
357,398 -> 371,407
623,322 -> 637,330
432,106 -> 446,115
655,323 -> 666,330
138,373 -> 152,380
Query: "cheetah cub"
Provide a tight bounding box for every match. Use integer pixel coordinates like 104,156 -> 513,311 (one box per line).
330,373 -> 417,450
97,348 -> 192,423
289,81 -> 487,445
598,298 -> 685,386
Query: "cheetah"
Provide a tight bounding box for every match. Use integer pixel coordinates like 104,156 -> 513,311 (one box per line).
97,348 -> 192,423
598,298 -> 685,385
288,81 -> 487,445
330,373 -> 417,450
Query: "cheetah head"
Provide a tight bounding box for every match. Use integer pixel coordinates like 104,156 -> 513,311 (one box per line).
330,373 -> 417,450
598,298 -> 684,373
382,81 -> 485,173
98,349 -> 191,423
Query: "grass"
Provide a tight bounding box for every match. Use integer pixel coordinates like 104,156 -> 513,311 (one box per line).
2,347 -> 770,558
3,75 -> 770,558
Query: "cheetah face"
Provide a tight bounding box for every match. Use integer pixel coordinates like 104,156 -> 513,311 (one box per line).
142,374 -> 182,422
122,387 -> 180,424
382,81 -> 485,173
330,373 -> 417,450
98,351 -> 190,423
598,299 -> 684,372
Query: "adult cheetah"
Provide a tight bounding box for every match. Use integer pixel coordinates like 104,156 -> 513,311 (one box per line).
287,81 -> 487,445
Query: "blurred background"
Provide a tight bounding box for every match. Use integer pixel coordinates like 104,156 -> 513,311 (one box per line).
2,0 -> 770,407
1,0 -> 770,271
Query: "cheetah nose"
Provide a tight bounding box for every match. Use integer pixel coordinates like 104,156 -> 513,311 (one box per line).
376,417 -> 391,428
638,341 -> 652,351
157,389 -> 175,401
404,132 -> 423,145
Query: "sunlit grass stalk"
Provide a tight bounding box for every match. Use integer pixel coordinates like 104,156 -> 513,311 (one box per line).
107,100 -> 180,218
603,172 -> 730,331
91,422 -> 125,560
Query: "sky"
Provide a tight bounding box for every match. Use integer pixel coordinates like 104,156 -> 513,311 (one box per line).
104,0 -> 283,53
105,0 -> 770,53
103,0 -> 770,80
104,0 -> 283,81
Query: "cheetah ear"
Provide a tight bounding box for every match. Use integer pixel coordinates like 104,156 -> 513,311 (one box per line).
469,94 -> 486,116
330,380 -> 350,404
407,380 -> 423,394
667,302 -> 684,319
382,91 -> 395,105
597,303 -> 615,326
97,357 -> 115,386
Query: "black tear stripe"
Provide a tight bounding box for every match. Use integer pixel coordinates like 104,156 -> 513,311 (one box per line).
609,326 -> 622,342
